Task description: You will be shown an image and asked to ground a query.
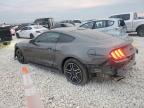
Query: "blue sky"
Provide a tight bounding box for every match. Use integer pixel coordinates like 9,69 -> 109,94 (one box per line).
0,0 -> 144,23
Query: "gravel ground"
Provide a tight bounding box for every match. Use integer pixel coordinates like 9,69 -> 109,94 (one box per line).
0,35 -> 144,108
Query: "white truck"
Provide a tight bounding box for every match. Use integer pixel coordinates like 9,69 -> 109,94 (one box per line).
110,12 -> 144,37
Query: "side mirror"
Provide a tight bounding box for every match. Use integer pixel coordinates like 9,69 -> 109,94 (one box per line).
29,40 -> 35,44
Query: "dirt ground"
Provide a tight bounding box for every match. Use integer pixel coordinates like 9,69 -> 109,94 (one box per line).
0,35 -> 144,108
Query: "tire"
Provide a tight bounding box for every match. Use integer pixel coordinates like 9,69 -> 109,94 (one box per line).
137,27 -> 144,37
16,33 -> 20,38
63,58 -> 89,85
30,34 -> 34,39
16,49 -> 27,64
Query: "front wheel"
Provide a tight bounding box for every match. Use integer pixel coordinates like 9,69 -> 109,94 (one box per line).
16,49 -> 27,64
137,27 -> 144,37
63,59 -> 89,85
16,33 -> 20,38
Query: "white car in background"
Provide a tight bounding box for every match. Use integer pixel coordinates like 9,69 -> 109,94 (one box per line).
110,12 -> 144,37
79,18 -> 127,37
16,25 -> 48,39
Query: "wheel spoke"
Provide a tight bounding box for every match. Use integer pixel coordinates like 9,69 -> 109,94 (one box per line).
64,68 -> 72,77
71,76 -> 81,83
75,76 -> 81,83
65,70 -> 72,75
73,67 -> 80,71
16,50 -> 24,63
75,69 -> 81,74
64,62 -> 82,84
69,63 -> 74,71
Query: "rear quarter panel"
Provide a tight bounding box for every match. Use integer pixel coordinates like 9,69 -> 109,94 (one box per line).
55,42 -> 111,70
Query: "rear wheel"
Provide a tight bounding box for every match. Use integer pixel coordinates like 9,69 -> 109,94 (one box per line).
16,33 -> 20,38
16,49 -> 27,64
137,27 -> 144,37
63,58 -> 89,85
30,34 -> 34,39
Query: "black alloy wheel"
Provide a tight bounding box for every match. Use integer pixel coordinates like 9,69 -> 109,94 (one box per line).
16,49 -> 26,64
64,59 -> 88,85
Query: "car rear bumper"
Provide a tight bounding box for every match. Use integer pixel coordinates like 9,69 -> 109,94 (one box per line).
86,54 -> 135,76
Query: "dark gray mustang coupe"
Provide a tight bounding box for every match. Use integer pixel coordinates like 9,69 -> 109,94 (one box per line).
15,28 -> 136,85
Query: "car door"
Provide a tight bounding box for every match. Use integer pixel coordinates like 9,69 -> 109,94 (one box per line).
19,27 -> 32,38
93,20 -> 120,36
26,32 -> 60,66
55,33 -> 76,68
96,20 -> 116,35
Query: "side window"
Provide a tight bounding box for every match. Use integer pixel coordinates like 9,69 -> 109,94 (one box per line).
107,20 -> 114,27
35,32 -> 60,43
22,27 -> 28,30
58,34 -> 75,43
61,24 -> 66,27
110,14 -> 130,20
94,20 -> 107,29
22,27 -> 32,30
119,14 -> 130,20
80,22 -> 94,29
27,27 -> 32,30
110,15 -> 119,18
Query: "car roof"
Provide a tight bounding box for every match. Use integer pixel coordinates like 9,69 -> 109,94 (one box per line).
86,18 -> 123,22
79,18 -> 123,26
50,27 -> 115,41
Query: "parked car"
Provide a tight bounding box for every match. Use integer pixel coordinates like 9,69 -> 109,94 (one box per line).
16,25 -> 48,39
34,18 -> 55,29
51,23 -> 74,29
15,28 -> 136,85
60,20 -> 82,26
79,18 -> 127,37
72,20 -> 82,26
110,12 -> 144,37
60,20 -> 75,25
15,23 -> 33,32
0,26 -> 12,45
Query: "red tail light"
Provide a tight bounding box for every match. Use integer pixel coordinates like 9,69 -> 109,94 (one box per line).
110,48 -> 126,60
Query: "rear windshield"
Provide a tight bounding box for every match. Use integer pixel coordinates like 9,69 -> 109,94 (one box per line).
110,14 -> 130,20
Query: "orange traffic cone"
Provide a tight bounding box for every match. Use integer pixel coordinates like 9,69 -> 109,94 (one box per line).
21,66 -> 44,108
